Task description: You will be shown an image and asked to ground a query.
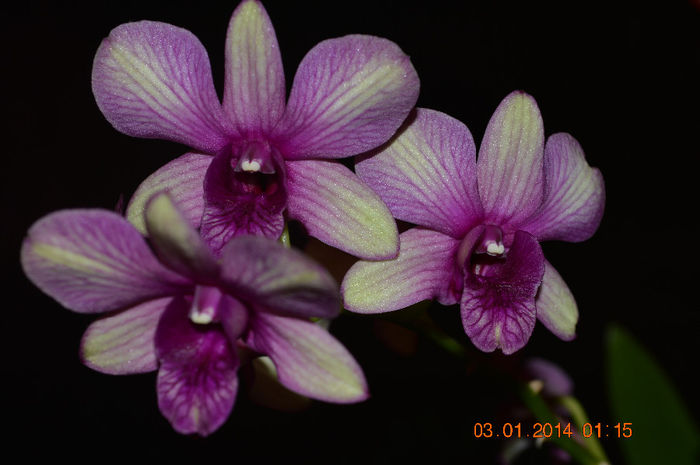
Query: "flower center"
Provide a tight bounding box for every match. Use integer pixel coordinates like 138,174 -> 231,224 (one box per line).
229,141 -> 283,196
475,225 -> 505,257
189,285 -> 225,325
456,224 -> 506,276
200,139 -> 289,251
232,140 -> 277,174
188,285 -> 250,340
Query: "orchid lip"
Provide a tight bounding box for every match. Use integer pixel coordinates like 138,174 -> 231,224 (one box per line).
200,141 -> 288,252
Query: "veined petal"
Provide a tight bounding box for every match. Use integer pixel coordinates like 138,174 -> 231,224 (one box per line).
246,313 -> 368,403
460,230 -> 544,354
342,228 -> 461,314
200,149 -> 286,255
21,210 -> 189,313
92,21 -> 231,153
536,260 -> 578,341
223,0 -> 285,135
275,35 -> 419,159
521,133 -> 605,242
145,193 -> 219,282
286,159 -> 398,260
356,109 -> 483,238
126,153 -> 212,234
219,235 -> 340,319
477,91 -> 545,228
156,297 -> 239,436
81,297 -> 171,374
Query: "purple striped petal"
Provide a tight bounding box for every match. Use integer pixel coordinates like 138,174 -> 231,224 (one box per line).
342,228 -> 461,314
286,159 -> 398,260
477,91 -> 545,229
126,153 -> 212,234
92,21 -> 232,153
223,0 -> 285,136
460,230 -> 544,354
156,297 -> 239,436
246,313 -> 368,403
521,133 -> 605,242
144,193 -> 219,281
21,210 -> 189,313
200,148 -> 286,255
80,297 -> 171,374
356,109 -> 483,238
274,35 -> 419,159
219,235 -> 340,319
535,260 -> 578,341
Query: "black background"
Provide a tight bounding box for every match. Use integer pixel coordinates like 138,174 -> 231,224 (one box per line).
4,1 -> 699,463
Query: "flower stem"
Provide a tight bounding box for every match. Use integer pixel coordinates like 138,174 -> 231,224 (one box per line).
382,303 -> 469,359
520,383 -> 609,465
391,310 -> 610,465
559,395 -> 609,463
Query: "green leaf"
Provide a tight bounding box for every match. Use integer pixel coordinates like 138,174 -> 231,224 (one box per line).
606,324 -> 699,465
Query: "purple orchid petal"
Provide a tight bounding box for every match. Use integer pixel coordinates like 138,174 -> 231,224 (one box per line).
126,153 -> 212,234
274,35 -> 419,159
525,358 -> 574,397
246,313 -> 368,403
342,228 -> 461,313
535,260 -> 578,341
156,297 -> 239,436
521,133 -> 605,242
81,297 -> 171,374
219,294 -> 249,343
247,356 -> 313,412
144,193 -> 219,282
223,0 -> 285,136
285,159 -> 398,260
200,147 -> 286,255
21,210 -> 189,313
219,235 -> 340,319
460,230 -> 545,354
356,109 -> 484,238
92,21 -> 232,154
477,91 -> 545,229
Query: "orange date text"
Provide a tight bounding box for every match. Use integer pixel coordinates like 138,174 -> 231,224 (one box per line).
472,422 -> 632,439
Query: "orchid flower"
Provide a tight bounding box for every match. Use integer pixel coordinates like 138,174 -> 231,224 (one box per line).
21,193 -> 367,436
342,92 -> 605,354
92,0 -> 419,258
